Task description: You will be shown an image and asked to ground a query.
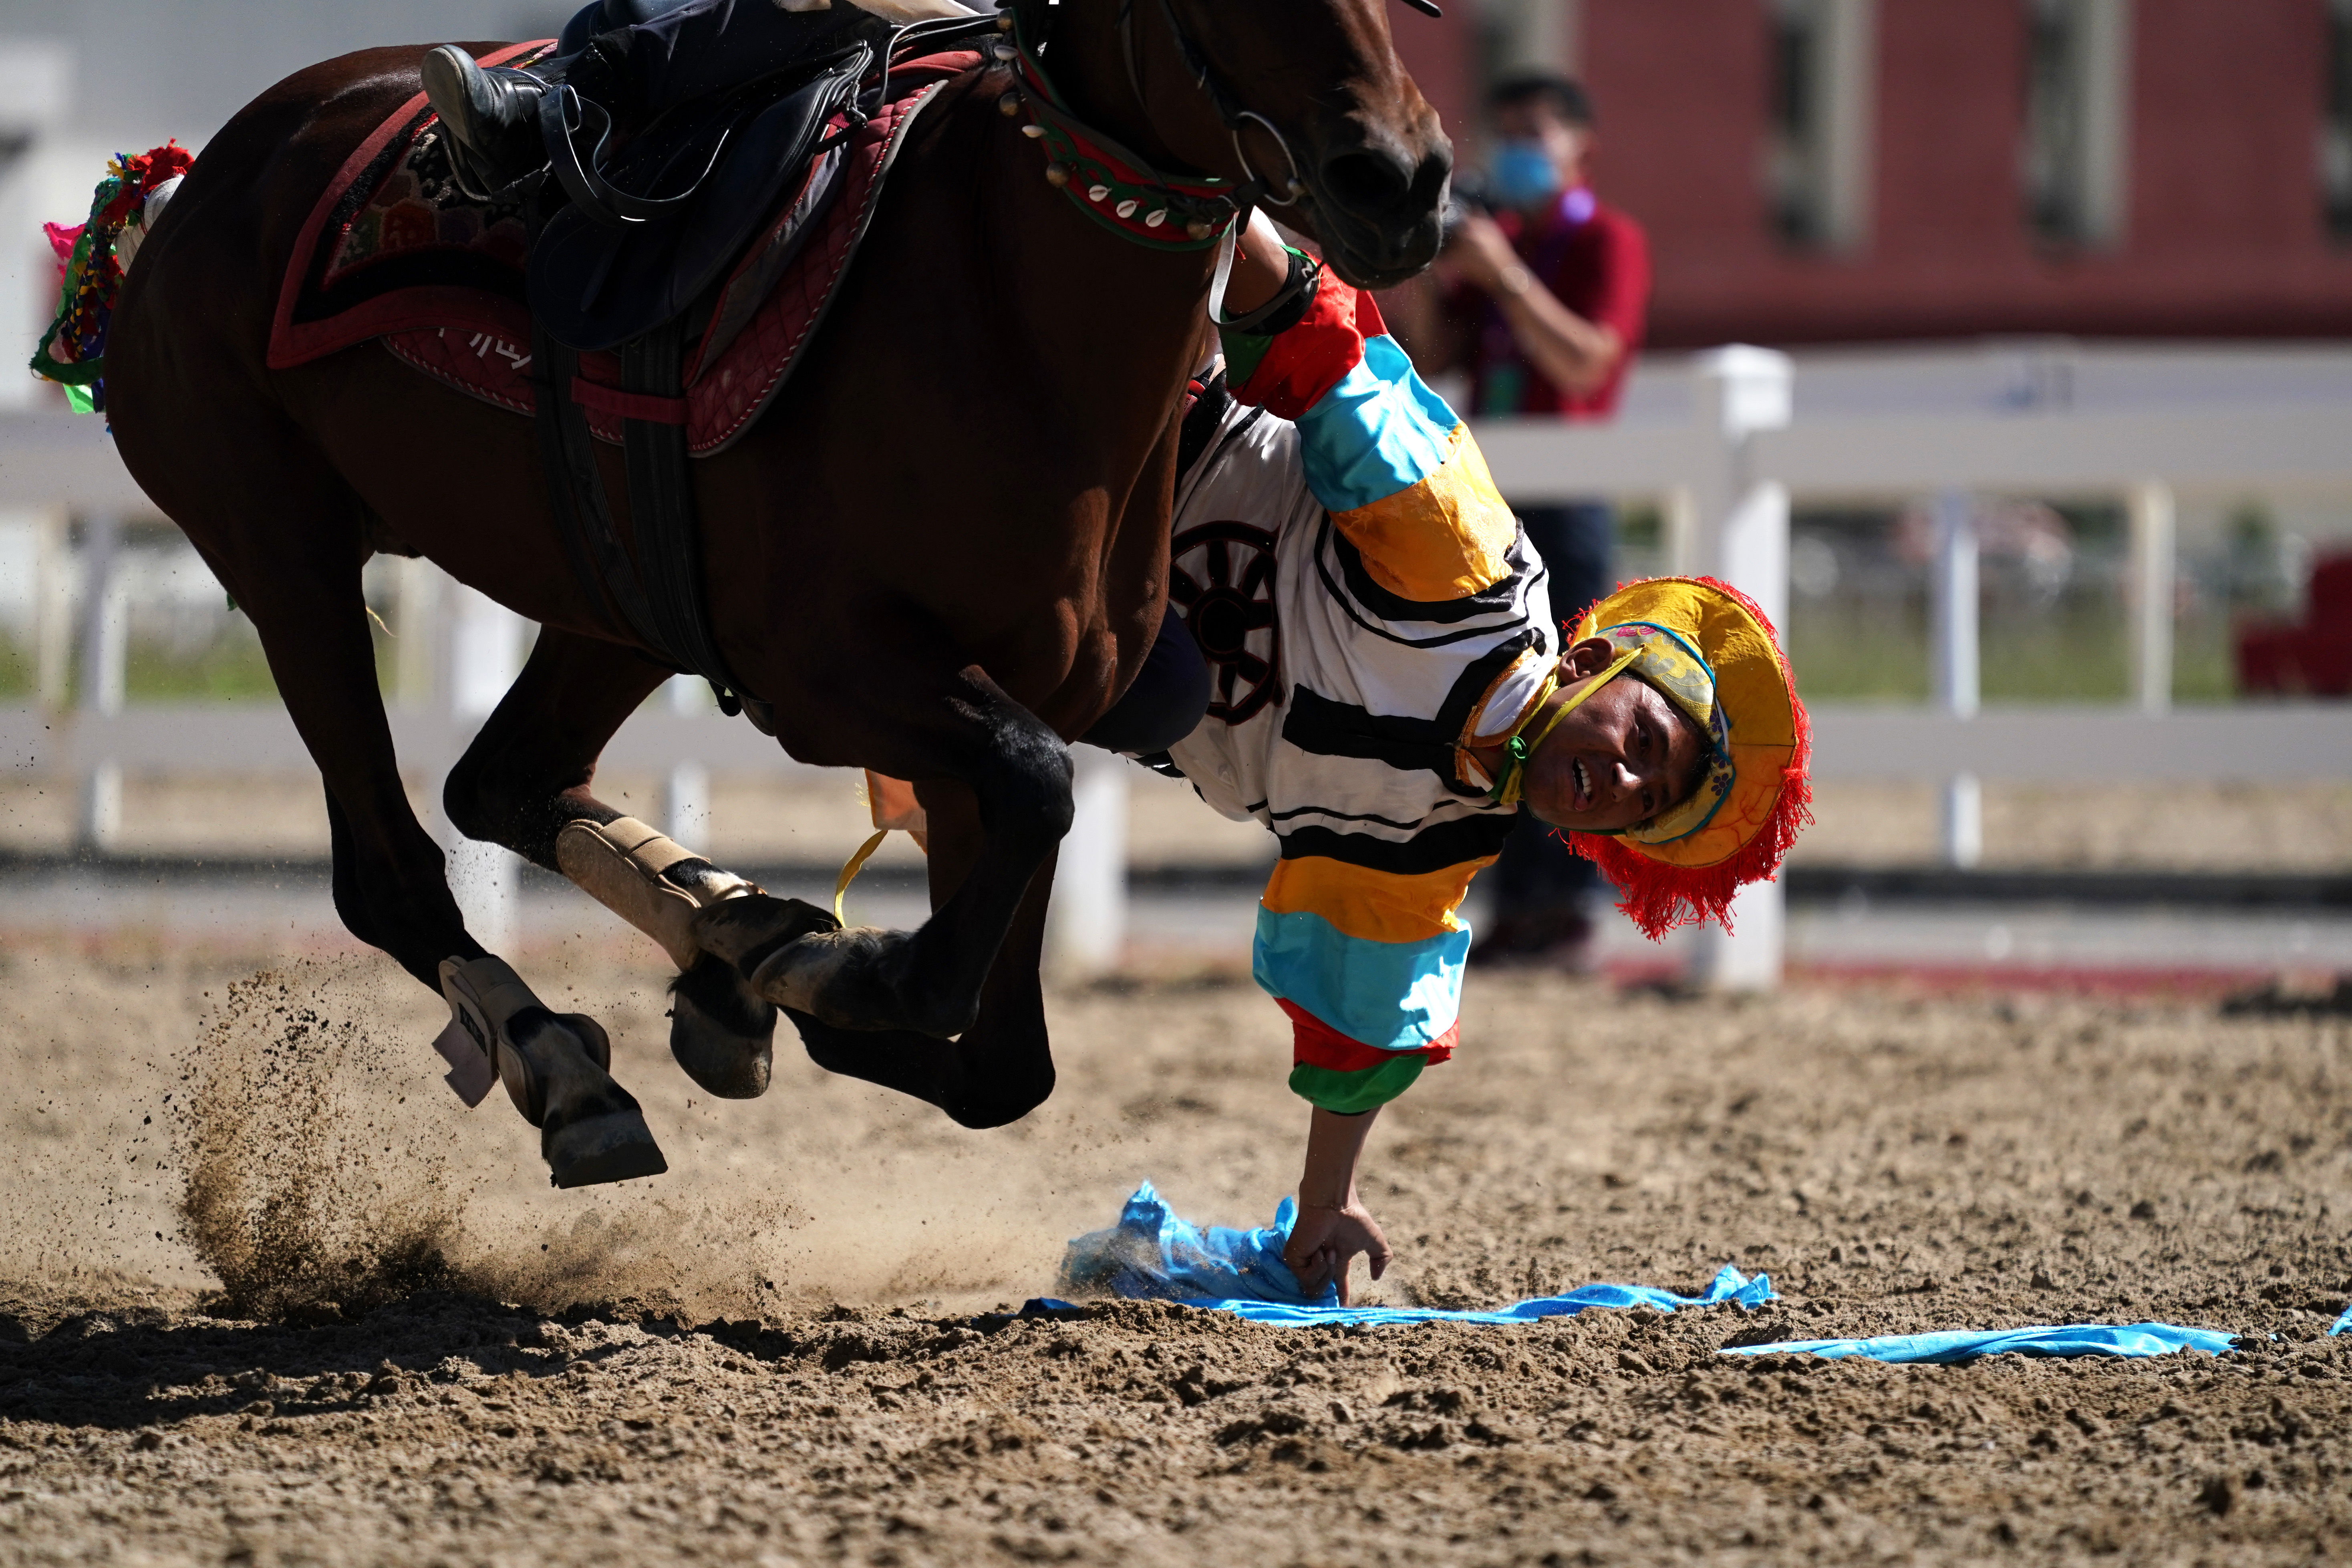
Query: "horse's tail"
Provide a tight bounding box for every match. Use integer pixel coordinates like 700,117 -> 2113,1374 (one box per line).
29,140 -> 195,415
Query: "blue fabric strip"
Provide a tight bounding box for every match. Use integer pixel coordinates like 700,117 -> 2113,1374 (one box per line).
1054,1184 -> 2253,1356
1253,906 -> 1466,1052
1058,1182 -> 1774,1326
1721,1324 -> 2237,1364
2333,1300 -> 2351,1337
1294,334 -> 1461,513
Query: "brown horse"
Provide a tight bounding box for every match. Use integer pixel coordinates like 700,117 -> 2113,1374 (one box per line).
104,0 -> 1448,1186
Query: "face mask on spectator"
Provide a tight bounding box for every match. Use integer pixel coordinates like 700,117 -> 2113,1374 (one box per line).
1487,139 -> 1560,210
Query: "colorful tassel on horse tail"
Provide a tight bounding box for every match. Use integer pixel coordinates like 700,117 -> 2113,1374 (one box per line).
28,141 -> 195,415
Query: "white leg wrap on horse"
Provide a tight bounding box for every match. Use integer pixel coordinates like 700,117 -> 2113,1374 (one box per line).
433,954 -> 545,1108
554,815 -> 755,970
432,953 -> 613,1113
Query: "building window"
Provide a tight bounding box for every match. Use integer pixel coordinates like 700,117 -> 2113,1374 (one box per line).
1766,0 -> 1875,252
2022,0 -> 2133,249
2327,0 -> 2352,240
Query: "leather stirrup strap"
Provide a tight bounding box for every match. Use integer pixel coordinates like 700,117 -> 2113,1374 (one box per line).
542,84 -> 728,231
533,322 -> 751,711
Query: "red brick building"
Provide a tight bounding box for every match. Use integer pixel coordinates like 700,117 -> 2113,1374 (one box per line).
1405,0 -> 2352,347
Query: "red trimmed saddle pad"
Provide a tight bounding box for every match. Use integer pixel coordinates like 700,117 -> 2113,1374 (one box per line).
267,43 -> 975,455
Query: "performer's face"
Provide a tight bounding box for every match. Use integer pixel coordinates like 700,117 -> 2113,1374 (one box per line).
1521,639 -> 1708,833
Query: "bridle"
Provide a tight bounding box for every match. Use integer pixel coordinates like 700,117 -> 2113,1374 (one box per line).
999,0 -> 1438,250
1116,0 -> 1305,212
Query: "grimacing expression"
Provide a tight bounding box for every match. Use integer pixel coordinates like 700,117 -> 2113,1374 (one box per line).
1519,642 -> 1709,834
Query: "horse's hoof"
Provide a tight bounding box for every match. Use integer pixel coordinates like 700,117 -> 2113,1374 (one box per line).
746,926 -> 891,1019
557,1012 -> 612,1071
691,893 -> 840,976
669,953 -> 775,1099
495,1010 -> 612,1125
543,1091 -> 669,1189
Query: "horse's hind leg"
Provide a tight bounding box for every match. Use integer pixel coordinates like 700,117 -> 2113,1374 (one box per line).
106,403 -> 665,1188
442,626 -> 804,1098
694,630 -> 1072,1051
784,783 -> 1058,1128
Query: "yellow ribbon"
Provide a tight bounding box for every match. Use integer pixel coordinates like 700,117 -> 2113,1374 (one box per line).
833,829 -> 890,926
1489,646 -> 1644,809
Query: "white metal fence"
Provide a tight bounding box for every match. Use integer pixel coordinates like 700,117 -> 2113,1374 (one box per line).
4,342 -> 2351,983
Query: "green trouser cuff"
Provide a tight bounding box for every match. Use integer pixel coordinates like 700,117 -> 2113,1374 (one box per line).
1288,1055 -> 1426,1115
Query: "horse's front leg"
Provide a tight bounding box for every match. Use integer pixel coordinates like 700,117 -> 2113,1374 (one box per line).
444,625 -> 801,1099
696,660 -> 1072,1045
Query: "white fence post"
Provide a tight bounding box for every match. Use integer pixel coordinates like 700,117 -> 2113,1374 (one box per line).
387,554 -> 441,709
2128,479 -> 2175,714
1931,487 -> 1982,868
1687,348 -> 1793,992
442,583 -> 526,954
663,675 -> 715,849
74,513 -> 126,852
1045,747 -> 1128,981
1661,485 -> 1700,576
32,508 -> 71,711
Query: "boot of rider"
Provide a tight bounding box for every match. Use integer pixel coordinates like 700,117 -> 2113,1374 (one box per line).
555,816 -> 783,1100
421,44 -> 555,200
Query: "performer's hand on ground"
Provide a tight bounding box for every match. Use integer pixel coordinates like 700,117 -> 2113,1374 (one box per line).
1284,1199 -> 1391,1306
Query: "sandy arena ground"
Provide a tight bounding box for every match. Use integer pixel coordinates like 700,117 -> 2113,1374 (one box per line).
0,936 -> 2347,1566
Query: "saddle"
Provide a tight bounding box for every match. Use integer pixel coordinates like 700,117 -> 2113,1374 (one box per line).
531,0 -> 892,353
521,0 -> 942,721
269,9 -> 994,717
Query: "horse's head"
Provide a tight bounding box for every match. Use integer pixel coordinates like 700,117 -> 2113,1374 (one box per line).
1046,0 -> 1453,289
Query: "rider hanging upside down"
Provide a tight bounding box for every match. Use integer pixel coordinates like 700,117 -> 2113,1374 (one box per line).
1093,211 -> 1811,1301
424,4 -> 1808,1269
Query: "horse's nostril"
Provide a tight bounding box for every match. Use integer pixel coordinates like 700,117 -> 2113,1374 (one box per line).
1319,149 -> 1413,215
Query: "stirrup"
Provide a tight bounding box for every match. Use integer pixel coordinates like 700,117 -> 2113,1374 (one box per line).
540,83 -> 729,229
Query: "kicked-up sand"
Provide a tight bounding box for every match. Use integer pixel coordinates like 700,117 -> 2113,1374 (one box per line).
0,935 -> 2346,1565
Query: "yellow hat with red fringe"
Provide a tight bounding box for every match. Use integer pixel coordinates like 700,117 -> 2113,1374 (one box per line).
1556,576 -> 1812,940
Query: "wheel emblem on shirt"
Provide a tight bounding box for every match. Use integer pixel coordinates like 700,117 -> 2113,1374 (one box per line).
1170,519 -> 1280,725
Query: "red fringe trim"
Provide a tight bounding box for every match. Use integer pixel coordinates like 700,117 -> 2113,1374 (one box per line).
1559,576 -> 1814,941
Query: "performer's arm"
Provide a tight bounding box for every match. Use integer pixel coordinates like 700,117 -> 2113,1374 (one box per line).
1220,236 -> 1520,606
1255,854 -> 1487,1300
1282,1105 -> 1391,1305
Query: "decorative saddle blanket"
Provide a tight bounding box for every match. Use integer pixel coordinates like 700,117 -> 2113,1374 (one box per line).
266,41 -> 976,455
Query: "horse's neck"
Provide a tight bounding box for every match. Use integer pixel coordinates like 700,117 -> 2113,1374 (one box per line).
954,79 -> 1218,467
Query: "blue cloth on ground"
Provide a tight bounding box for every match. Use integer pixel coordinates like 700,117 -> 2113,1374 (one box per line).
1720,1322 -> 2237,1364
1057,1181 -> 1774,1327
2332,1301 -> 2351,1337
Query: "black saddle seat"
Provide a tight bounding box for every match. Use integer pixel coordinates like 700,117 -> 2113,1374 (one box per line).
557,0 -> 696,56
531,0 -> 891,352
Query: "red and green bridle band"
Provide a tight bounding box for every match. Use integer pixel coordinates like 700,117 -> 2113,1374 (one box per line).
987,23 -> 1240,252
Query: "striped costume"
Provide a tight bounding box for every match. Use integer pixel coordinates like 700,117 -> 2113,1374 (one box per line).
1165,274 -> 1555,1115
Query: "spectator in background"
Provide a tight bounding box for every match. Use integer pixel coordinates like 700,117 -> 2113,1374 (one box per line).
1439,71 -> 1651,970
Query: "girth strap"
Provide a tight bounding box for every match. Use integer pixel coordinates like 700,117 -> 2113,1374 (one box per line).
620,321 -> 747,711
532,319 -> 757,717
532,322 -> 669,656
